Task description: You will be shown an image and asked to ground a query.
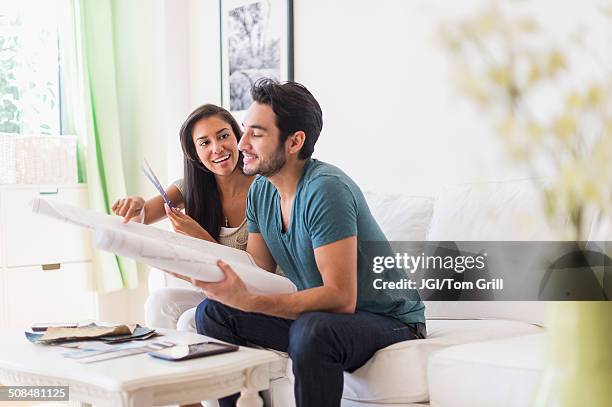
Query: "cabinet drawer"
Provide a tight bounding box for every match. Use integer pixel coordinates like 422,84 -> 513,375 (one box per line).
1,187 -> 92,266
4,262 -> 98,330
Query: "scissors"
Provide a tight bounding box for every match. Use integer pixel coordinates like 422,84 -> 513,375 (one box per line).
141,158 -> 176,209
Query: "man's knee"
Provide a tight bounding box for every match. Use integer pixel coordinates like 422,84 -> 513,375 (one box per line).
288,312 -> 335,363
195,298 -> 229,336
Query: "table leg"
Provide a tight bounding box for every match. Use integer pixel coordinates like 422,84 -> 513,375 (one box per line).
236,389 -> 263,407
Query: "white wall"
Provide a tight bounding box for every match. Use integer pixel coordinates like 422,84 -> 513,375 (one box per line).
293,0 -> 518,196
184,0 -> 526,196
184,0 -> 609,196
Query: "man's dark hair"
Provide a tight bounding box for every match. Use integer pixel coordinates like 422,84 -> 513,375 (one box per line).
250,78 -> 323,159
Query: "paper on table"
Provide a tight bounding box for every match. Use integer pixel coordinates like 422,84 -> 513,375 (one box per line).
32,198 -> 297,295
42,324 -> 136,341
75,341 -> 175,364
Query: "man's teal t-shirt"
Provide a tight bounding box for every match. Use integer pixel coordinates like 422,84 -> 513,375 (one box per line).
246,159 -> 425,325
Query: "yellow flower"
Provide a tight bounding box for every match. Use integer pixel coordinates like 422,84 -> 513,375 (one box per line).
438,26 -> 461,53
580,180 -> 601,204
508,144 -> 529,161
585,84 -> 603,107
527,121 -> 544,141
592,135 -> 612,164
455,68 -> 490,105
552,113 -> 577,139
547,51 -> 566,76
488,67 -> 511,87
515,18 -> 539,33
528,64 -> 542,85
566,91 -> 584,109
498,116 -> 516,138
475,12 -> 496,35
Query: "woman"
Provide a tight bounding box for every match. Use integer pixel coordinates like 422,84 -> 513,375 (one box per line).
112,104 -> 254,330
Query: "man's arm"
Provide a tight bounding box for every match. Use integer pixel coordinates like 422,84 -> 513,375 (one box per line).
246,232 -> 277,273
196,235 -> 358,320
248,235 -> 357,318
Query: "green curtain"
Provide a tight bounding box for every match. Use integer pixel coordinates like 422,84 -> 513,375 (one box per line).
69,0 -> 138,291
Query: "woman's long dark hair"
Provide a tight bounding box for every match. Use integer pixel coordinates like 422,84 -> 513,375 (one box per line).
179,104 -> 243,240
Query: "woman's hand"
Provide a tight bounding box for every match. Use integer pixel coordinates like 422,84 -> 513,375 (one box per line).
112,196 -> 146,223
165,204 -> 211,240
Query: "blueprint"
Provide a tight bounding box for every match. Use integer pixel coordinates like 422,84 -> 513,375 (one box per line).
32,197 -> 296,295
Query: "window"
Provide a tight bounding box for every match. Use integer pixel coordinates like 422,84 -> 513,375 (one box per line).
0,0 -> 65,135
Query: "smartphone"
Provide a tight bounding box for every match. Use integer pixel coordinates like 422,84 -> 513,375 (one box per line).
148,341 -> 239,361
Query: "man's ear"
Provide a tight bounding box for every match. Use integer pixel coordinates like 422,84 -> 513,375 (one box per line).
287,131 -> 306,156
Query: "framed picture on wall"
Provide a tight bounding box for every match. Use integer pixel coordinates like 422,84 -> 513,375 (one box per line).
220,0 -> 294,116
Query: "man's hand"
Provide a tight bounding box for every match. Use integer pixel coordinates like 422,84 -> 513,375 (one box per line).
191,260 -> 256,311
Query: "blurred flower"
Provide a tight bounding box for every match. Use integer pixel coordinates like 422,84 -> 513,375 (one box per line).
455,68 -> 490,106
514,18 -> 539,33
585,84 -> 603,107
488,66 -> 511,86
475,11 -> 496,35
547,50 -> 566,76
566,91 -> 584,109
527,121 -> 544,141
552,113 -> 577,139
498,116 -> 517,138
440,1 -> 612,240
528,63 -> 542,85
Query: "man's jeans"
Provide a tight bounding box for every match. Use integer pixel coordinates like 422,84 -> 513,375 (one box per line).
195,299 -> 426,407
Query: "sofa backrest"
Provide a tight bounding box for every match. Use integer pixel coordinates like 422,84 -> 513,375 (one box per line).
426,179 -> 569,241
365,191 -> 434,241
365,179 -> 576,326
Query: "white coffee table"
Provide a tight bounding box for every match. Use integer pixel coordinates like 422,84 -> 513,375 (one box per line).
0,328 -> 280,407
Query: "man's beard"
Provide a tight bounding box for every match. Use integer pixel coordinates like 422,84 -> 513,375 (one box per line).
243,144 -> 286,177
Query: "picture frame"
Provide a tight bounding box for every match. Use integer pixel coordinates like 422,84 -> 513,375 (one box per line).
220,0 -> 294,117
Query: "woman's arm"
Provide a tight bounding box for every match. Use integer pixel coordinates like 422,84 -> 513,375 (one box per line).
111,184 -> 184,224
142,185 -> 184,224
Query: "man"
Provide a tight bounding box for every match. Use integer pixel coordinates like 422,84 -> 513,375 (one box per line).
192,79 -> 426,407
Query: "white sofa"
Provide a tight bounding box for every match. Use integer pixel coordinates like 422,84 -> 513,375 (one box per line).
148,179 -> 592,407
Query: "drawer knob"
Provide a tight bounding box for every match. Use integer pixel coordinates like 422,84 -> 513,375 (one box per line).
42,263 -> 61,271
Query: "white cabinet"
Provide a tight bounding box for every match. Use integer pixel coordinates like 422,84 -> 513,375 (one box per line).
4,263 -> 97,330
0,185 -> 98,329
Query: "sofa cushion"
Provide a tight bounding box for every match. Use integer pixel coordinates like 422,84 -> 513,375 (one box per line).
424,301 -> 546,326
428,333 -> 545,407
364,191 -> 434,241
270,319 -> 543,404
